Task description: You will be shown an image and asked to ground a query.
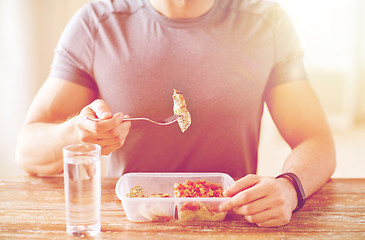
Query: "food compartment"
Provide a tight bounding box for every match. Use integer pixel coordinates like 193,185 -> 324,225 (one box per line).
121,198 -> 175,222
175,198 -> 227,221
115,173 -> 175,222
173,176 -> 234,222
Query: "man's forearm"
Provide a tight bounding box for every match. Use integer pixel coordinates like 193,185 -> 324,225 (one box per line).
16,117 -> 80,176
281,133 -> 336,198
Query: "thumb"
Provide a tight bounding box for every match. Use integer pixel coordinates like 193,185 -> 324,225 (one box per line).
87,99 -> 113,120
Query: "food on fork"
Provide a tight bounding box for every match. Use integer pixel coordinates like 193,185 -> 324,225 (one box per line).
172,89 -> 191,132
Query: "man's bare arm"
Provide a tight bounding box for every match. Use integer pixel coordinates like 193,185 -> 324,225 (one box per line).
16,78 -> 97,176
220,80 -> 336,227
266,80 -> 336,197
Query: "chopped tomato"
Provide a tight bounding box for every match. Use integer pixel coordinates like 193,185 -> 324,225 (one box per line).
174,180 -> 224,198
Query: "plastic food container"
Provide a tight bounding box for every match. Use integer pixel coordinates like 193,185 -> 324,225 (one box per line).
115,172 -> 234,222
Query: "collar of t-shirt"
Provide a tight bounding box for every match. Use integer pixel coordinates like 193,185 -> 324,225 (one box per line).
143,0 -> 220,28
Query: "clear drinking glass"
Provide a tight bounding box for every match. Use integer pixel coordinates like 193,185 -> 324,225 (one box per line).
63,143 -> 101,237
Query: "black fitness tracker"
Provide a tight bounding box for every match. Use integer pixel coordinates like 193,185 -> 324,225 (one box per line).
276,172 -> 306,212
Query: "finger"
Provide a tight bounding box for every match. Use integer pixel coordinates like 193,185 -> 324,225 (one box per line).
223,174 -> 260,197
87,126 -> 130,147
244,208 -> 277,226
83,120 -> 131,154
88,99 -> 113,120
79,112 -> 125,134
255,216 -> 291,228
240,202 -> 292,227
86,136 -> 122,147
219,183 -> 266,212
85,136 -> 127,155
109,115 -> 131,136
82,116 -> 130,139
232,195 -> 273,216
84,132 -> 127,153
253,207 -> 292,227
100,143 -> 126,156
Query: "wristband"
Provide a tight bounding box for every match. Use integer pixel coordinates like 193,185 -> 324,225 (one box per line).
276,172 -> 306,212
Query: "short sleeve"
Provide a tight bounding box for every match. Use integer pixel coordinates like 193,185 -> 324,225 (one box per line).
49,3 -> 98,90
266,5 -> 308,90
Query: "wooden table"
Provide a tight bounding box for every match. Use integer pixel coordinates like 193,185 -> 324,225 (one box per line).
0,177 -> 364,239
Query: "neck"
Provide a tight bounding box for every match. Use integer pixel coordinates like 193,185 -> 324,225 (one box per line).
148,0 -> 215,19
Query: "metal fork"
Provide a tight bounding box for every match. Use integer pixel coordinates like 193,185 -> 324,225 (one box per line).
85,114 -> 180,126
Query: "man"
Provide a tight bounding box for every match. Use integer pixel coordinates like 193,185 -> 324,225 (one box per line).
16,0 -> 336,227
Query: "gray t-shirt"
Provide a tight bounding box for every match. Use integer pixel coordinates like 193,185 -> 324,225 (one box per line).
50,0 -> 307,178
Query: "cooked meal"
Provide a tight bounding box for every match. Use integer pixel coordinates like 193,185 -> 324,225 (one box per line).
126,180 -> 226,222
174,180 -> 226,221
177,201 -> 226,221
126,185 -> 144,198
126,185 -> 170,198
174,180 -> 224,198
172,89 -> 191,132
126,185 -> 172,222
